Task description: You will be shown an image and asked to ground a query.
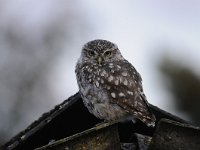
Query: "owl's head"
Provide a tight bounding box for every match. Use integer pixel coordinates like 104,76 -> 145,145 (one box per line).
80,39 -> 124,65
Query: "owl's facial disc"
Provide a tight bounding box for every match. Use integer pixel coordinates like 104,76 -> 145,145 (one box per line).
95,49 -> 114,65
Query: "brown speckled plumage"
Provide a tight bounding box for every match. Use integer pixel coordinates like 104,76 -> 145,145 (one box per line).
75,39 -> 156,127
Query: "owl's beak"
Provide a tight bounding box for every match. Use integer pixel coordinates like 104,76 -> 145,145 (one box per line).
97,57 -> 103,65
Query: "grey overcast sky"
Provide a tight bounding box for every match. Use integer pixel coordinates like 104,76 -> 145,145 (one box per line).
50,0 -> 200,118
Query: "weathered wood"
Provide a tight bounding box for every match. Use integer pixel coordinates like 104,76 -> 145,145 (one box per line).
149,119 -> 200,150
35,123 -> 120,150
1,92 -> 200,150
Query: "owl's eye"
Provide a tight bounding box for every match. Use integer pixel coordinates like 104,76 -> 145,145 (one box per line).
104,51 -> 112,57
88,51 -> 95,57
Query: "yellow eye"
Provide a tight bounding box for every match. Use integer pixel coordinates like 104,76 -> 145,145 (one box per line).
88,51 -> 95,56
104,51 -> 112,57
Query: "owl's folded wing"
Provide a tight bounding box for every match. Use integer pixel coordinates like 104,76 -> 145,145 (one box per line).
102,61 -> 156,126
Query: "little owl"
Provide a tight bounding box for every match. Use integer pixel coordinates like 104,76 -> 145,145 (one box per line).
75,39 -> 156,127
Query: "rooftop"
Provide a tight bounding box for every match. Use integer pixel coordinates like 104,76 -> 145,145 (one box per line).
1,93 -> 200,150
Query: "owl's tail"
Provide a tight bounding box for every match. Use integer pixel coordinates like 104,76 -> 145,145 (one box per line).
133,112 -> 156,127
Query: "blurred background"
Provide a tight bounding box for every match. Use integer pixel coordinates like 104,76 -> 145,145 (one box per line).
1,0 -> 200,145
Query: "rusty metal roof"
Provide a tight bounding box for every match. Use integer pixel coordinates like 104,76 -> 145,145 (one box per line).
1,93 -> 200,150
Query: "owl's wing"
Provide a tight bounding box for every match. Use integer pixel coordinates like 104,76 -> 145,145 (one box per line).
103,61 -> 156,127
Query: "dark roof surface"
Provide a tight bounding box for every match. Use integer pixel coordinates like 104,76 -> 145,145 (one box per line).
1,92 -> 200,150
